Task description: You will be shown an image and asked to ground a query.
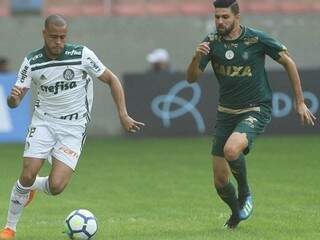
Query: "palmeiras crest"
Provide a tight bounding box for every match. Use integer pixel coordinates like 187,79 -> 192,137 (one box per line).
63,69 -> 75,80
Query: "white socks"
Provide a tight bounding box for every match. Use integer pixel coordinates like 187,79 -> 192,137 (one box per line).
5,177 -> 52,232
5,180 -> 30,231
31,176 -> 51,195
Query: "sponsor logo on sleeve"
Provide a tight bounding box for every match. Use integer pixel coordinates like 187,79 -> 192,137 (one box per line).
20,65 -> 29,83
87,57 -> 101,73
31,53 -> 43,62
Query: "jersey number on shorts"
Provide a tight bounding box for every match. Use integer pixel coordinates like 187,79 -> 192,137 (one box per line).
28,127 -> 36,138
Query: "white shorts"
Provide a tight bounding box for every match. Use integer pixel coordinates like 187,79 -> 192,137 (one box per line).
23,114 -> 87,170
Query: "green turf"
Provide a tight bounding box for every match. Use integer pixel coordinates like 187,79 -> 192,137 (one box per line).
0,136 -> 319,240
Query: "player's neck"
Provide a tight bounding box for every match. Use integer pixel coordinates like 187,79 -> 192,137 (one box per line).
44,46 -> 60,60
223,24 -> 242,41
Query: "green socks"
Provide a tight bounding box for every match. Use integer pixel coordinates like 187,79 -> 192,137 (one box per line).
228,154 -> 250,201
216,182 -> 239,215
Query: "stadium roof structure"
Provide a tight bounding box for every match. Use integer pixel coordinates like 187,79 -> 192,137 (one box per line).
1,0 -> 320,17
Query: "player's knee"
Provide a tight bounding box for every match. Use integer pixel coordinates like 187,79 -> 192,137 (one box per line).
49,179 -> 67,195
20,172 -> 37,187
223,145 -> 240,161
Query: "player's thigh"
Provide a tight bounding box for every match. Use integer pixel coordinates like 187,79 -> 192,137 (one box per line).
23,117 -> 56,160
234,108 -> 272,155
224,132 -> 248,160
211,124 -> 233,157
211,111 -> 239,157
212,155 -> 230,187
52,124 -> 86,171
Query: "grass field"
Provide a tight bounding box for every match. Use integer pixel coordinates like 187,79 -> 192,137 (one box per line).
0,136 -> 319,240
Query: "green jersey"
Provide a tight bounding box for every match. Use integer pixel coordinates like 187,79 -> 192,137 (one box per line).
199,26 -> 287,109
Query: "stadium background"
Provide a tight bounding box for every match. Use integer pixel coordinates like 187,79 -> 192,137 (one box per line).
0,1 -> 319,239
0,0 -> 319,138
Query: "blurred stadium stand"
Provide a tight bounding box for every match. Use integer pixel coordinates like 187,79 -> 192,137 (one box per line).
44,0 -> 110,16
0,0 -> 319,138
1,0 -> 320,17
0,0 -> 10,16
11,0 -> 43,14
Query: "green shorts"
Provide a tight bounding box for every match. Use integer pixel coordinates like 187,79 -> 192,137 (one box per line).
211,105 -> 272,157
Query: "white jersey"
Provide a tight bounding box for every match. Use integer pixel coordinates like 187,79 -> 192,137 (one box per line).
15,44 -> 106,125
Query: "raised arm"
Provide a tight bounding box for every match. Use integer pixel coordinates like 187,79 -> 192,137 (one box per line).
98,69 -> 145,132
277,51 -> 316,126
7,57 -> 32,108
186,42 -> 211,83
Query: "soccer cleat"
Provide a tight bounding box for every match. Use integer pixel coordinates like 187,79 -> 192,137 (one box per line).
24,190 -> 36,208
224,213 -> 241,229
0,228 -> 16,239
239,195 -> 253,220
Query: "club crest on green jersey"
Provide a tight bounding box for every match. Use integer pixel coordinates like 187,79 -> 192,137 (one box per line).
225,50 -> 235,60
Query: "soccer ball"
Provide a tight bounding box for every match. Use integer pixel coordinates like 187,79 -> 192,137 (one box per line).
64,209 -> 98,239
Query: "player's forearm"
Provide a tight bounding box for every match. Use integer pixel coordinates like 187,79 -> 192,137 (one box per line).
283,59 -> 305,104
186,56 -> 202,83
109,77 -> 128,117
7,96 -> 20,108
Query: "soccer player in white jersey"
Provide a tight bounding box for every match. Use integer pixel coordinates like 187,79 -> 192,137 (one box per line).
0,15 -> 145,239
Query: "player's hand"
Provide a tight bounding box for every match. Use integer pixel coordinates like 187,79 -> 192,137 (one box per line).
295,102 -> 316,126
195,42 -> 211,59
9,86 -> 25,100
7,86 -> 27,108
119,114 -> 145,133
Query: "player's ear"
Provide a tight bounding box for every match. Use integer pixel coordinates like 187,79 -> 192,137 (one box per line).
42,29 -> 46,39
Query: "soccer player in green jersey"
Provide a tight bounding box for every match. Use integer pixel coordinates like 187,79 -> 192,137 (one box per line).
187,0 -> 316,229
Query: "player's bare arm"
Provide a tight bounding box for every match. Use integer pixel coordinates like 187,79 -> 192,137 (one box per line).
98,69 -> 145,133
186,42 -> 210,83
277,51 -> 316,126
7,86 -> 28,108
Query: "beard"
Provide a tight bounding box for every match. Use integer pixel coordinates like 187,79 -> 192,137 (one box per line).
44,41 -> 63,58
217,21 -> 236,37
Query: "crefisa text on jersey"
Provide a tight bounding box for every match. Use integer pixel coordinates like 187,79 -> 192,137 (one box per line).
65,50 -> 82,56
40,81 -> 77,95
